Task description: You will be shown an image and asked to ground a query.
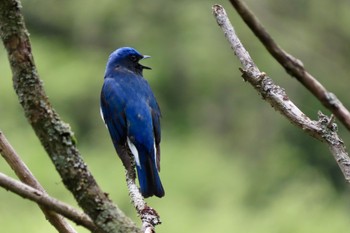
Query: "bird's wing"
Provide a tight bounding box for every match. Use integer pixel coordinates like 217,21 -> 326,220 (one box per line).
139,78 -> 162,171
149,95 -> 162,171
100,78 -> 127,147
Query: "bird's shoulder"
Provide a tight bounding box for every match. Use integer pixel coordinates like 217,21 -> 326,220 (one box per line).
103,69 -> 160,113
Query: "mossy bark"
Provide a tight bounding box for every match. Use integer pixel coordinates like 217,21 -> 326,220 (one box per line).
0,1 -> 141,232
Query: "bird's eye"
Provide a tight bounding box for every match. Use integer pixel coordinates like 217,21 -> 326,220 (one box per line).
130,55 -> 138,62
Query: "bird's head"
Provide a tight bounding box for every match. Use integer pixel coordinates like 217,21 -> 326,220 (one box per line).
105,47 -> 151,76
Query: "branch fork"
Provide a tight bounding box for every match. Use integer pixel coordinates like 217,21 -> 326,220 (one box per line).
212,4 -> 350,183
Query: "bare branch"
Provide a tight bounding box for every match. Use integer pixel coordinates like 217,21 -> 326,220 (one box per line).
0,131 -> 80,233
0,172 -> 97,230
0,131 -> 98,232
0,0 -> 142,232
126,169 -> 161,233
212,4 -> 350,182
227,0 -> 350,132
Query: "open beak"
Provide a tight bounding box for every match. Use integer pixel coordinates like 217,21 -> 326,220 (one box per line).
140,55 -> 152,70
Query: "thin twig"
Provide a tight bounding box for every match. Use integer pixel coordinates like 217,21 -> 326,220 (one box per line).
212,4 -> 350,182
0,131 -> 97,233
0,131 -> 78,233
228,0 -> 350,132
126,169 -> 161,233
0,172 -> 97,230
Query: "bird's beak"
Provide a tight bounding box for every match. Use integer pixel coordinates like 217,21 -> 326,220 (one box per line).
140,55 -> 152,70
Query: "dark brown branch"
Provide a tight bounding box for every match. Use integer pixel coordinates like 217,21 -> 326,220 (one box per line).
0,0 -> 141,232
0,131 -> 98,232
212,4 -> 350,182
0,131 -> 82,233
0,171 -> 96,230
228,0 -> 350,131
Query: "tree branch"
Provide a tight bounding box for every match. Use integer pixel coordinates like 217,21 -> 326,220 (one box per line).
0,0 -> 142,232
0,171 -> 97,230
227,0 -> 350,132
0,131 -> 83,233
212,4 -> 350,182
126,168 -> 161,233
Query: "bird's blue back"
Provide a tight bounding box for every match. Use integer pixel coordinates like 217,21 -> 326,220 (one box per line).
100,47 -> 164,198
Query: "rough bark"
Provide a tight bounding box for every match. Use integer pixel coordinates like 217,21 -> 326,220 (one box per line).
0,0 -> 142,232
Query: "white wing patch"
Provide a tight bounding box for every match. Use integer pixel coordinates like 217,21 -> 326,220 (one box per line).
153,140 -> 158,169
100,107 -> 106,124
127,137 -> 140,167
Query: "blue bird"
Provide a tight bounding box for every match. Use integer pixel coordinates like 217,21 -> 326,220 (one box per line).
100,47 -> 164,198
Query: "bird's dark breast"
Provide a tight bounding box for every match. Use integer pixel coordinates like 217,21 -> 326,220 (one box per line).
113,65 -> 140,77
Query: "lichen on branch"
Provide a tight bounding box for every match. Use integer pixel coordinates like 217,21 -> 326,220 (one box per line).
0,0 -> 142,232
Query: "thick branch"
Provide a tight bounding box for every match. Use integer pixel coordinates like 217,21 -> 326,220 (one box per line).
212,4 -> 350,182
0,131 -> 82,233
228,0 -> 350,131
0,172 -> 96,230
0,0 -> 141,232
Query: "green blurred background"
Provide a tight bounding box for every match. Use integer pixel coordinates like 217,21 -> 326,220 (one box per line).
1,0 -> 350,232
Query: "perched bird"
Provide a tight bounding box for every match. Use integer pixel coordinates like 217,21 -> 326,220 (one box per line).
100,47 -> 164,198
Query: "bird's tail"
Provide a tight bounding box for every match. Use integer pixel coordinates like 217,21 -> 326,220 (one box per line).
136,157 -> 164,198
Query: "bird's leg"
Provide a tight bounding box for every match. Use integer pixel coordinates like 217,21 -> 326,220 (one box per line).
118,145 -> 135,179
126,147 -> 137,181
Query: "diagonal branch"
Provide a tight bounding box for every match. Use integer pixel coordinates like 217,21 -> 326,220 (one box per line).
126,168 -> 161,233
212,4 -> 350,182
0,171 -> 96,230
0,0 -> 142,232
0,131 -> 83,233
228,0 -> 350,131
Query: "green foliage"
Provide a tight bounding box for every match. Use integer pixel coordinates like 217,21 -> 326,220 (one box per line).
1,0 -> 350,232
